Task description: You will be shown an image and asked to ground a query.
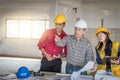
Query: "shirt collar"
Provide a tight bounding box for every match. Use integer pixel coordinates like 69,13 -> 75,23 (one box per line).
53,28 -> 66,36
73,35 -> 84,41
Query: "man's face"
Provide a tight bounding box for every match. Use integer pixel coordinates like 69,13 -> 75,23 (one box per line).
74,27 -> 85,38
55,23 -> 65,32
97,32 -> 107,42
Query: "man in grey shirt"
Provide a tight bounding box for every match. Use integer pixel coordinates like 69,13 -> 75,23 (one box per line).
55,19 -> 94,74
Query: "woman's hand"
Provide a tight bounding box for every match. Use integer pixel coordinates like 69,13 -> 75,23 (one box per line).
110,58 -> 120,64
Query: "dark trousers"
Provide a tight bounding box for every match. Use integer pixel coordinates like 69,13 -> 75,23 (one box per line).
40,57 -> 62,73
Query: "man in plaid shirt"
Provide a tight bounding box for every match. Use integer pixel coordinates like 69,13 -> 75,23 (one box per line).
55,19 -> 94,74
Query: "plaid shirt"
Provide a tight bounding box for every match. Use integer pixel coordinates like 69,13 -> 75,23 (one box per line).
56,35 -> 94,66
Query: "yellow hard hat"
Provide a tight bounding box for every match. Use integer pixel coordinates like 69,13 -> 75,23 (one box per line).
54,13 -> 66,24
95,27 -> 110,35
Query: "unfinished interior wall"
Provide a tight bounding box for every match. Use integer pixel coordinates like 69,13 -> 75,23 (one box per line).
0,0 -> 120,58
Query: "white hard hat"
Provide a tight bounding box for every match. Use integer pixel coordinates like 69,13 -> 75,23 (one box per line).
75,19 -> 87,28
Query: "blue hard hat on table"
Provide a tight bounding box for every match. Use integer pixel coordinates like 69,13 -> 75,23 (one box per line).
16,66 -> 30,78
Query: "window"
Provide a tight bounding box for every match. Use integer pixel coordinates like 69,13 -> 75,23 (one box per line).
6,19 -> 49,39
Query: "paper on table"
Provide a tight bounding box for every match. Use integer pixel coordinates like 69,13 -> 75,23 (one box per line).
80,61 -> 94,72
71,61 -> 94,80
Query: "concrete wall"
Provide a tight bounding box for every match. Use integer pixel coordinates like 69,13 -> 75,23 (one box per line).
0,0 -> 120,58
82,1 -> 120,28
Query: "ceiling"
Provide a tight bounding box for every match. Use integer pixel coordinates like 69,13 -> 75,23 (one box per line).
81,0 -> 120,1
0,0 -> 120,2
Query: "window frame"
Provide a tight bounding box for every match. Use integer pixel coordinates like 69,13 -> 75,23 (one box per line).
5,19 -> 49,39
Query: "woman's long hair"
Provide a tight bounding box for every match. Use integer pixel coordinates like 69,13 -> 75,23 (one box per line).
96,32 -> 112,56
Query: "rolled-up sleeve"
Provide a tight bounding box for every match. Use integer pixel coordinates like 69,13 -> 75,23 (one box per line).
56,36 -> 68,56
56,36 -> 68,47
37,30 -> 48,50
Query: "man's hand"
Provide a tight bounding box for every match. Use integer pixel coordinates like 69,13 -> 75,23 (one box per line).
40,49 -> 53,61
55,35 -> 61,42
53,54 -> 61,59
44,52 -> 53,61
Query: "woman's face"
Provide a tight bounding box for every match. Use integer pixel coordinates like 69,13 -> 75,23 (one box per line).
97,32 -> 107,42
